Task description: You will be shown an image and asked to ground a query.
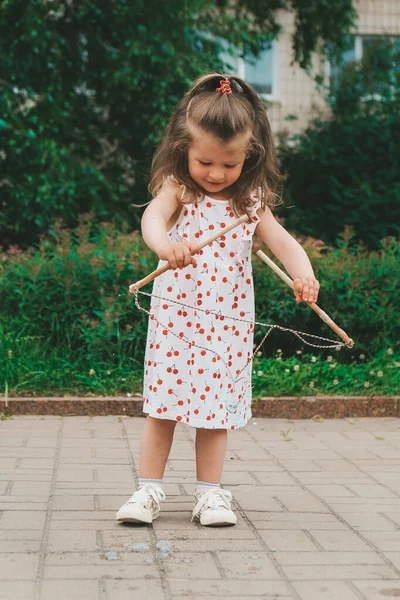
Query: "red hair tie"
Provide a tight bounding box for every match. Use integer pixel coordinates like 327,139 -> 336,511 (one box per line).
216,78 -> 232,95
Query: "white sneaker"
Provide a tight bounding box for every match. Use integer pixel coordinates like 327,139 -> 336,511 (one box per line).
116,484 -> 165,524
192,488 -> 237,527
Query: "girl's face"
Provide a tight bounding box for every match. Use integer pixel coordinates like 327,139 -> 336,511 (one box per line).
187,126 -> 251,200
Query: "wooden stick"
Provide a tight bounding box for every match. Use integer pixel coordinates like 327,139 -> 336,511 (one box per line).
256,249 -> 354,348
129,214 -> 249,292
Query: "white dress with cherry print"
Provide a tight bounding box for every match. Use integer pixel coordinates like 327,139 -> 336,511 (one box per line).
142,193 -> 261,429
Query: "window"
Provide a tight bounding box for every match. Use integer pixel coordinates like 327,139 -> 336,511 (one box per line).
220,42 -> 279,101
327,35 -> 400,97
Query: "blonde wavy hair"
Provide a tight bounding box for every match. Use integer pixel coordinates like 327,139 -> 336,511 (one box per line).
148,72 -> 283,216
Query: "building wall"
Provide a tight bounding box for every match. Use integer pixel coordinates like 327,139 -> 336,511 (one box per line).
267,0 -> 400,138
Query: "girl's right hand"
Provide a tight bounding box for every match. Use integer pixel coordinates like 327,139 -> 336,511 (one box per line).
157,241 -> 199,270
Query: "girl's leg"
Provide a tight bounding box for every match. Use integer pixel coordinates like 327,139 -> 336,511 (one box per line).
116,416 -> 176,523
193,428 -> 236,526
139,416 -> 177,479
195,428 -> 227,483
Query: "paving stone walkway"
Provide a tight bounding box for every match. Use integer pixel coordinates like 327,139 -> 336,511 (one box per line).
1,415 -> 400,600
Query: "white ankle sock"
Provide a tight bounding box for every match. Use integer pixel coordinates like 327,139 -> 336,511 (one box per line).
195,480 -> 220,497
138,477 -> 163,490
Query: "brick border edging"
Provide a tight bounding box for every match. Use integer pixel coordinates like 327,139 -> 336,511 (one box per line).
0,396 -> 399,419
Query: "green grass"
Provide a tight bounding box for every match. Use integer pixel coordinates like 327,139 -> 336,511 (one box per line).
251,348 -> 399,397
2,342 -> 398,398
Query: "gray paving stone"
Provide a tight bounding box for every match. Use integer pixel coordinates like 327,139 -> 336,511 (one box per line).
162,551 -> 222,579
258,529 -> 319,551
292,580 -> 360,600
52,495 -> 95,510
43,551 -> 161,579
0,458 -> 17,468
168,579 -> 291,596
105,579 -> 165,600
217,550 -> 281,579
0,539 -> 41,553
308,529 -> 372,551
0,511 -> 47,530
166,538 -> 265,552
40,579 -> 99,600
282,564 -> 397,580
0,498 -> 48,511
230,489 -> 287,512
339,512 -> 399,531
0,482 -> 9,494
0,530 -> 42,541
353,580 -> 400,599
1,415 -> 399,598
385,553 -> 400,570
0,581 -> 35,600
0,553 -> 39,579
47,529 -> 98,552
359,531 -> 400,552
11,482 -> 52,496
274,551 -> 386,566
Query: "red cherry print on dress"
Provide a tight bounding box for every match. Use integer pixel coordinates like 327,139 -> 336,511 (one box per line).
145,193 -> 261,428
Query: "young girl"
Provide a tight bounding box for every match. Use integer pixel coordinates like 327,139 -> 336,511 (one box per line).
117,73 -> 319,527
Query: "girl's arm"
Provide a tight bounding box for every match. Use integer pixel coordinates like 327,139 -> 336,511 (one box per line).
254,206 -> 320,304
141,179 -> 197,269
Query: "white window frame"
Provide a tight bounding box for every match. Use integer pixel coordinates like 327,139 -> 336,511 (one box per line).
324,34 -> 397,101
236,40 -> 280,102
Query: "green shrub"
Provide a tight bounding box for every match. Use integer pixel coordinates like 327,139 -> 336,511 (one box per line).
278,36 -> 400,249
0,217 -> 398,396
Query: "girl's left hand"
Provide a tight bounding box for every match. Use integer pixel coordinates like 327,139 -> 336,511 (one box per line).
293,277 -> 320,305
